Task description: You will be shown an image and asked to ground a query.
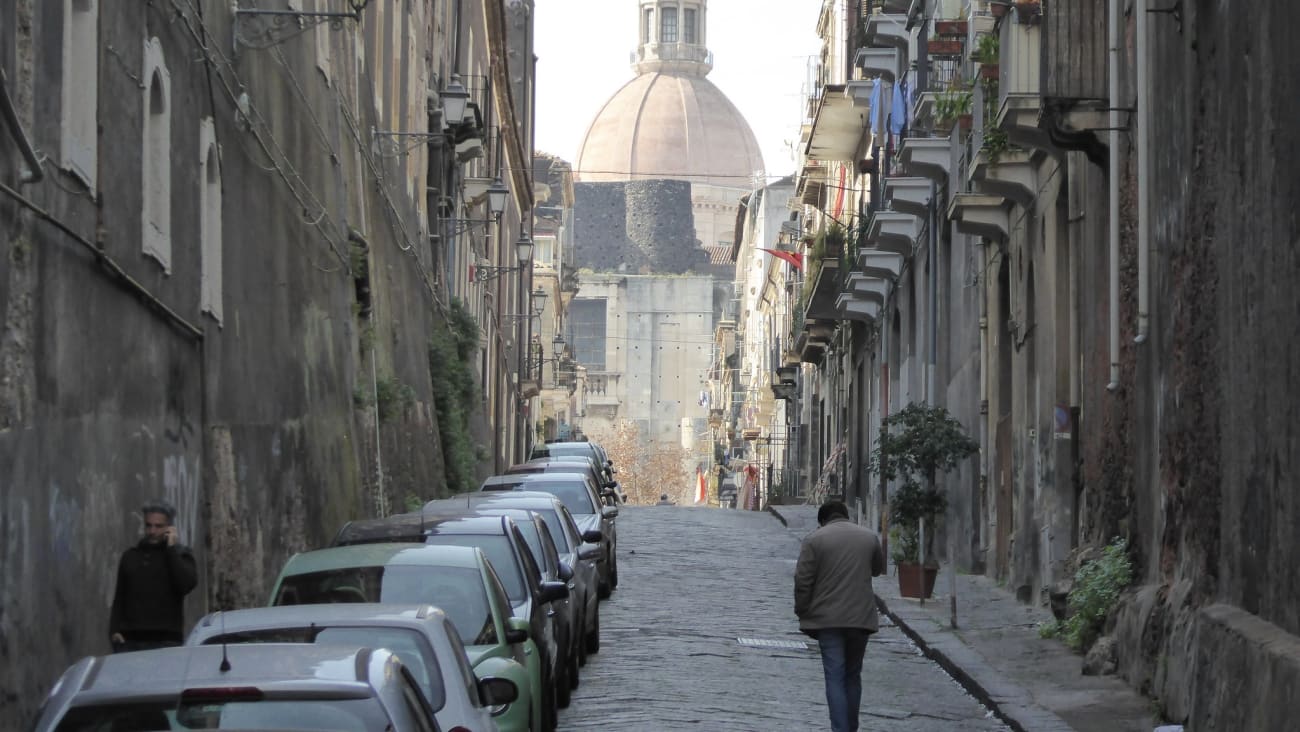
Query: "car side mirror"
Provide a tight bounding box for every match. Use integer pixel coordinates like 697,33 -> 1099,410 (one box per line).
581,529 -> 603,543
578,543 -> 601,561
601,505 -> 619,519
538,580 -> 570,604
477,676 -> 519,706
557,560 -> 574,582
505,617 -> 529,645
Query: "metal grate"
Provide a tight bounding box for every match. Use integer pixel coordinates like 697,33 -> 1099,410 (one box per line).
736,637 -> 809,650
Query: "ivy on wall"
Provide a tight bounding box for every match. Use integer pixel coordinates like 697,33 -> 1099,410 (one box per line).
429,299 -> 483,493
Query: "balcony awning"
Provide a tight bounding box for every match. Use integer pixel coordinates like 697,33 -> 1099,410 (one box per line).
805,84 -> 870,163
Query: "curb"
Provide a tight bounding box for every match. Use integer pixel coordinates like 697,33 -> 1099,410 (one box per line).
876,595 -> 1075,732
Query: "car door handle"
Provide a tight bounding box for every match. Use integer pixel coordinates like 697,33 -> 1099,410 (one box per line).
547,609 -> 556,617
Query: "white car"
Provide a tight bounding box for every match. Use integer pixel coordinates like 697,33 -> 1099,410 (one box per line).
186,603 -> 517,731
31,643 -> 454,731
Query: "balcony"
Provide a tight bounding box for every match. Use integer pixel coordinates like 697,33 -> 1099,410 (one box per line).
796,319 -> 835,365
995,13 -> 1052,152
866,210 -> 922,258
968,147 -> 1037,208
805,84 -> 871,163
804,256 -> 842,321
856,251 -> 904,280
946,192 -> 1010,242
796,159 -> 828,205
836,291 -> 881,322
864,14 -> 910,49
897,137 -> 952,182
883,177 -> 933,218
856,47 -> 903,83
586,371 -> 621,405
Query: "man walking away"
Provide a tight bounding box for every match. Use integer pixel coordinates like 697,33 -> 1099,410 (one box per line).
109,500 -> 198,652
794,500 -> 886,732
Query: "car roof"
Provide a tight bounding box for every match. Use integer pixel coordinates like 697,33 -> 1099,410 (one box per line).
192,604 -> 448,638
70,644 -> 388,703
282,543 -> 483,574
483,472 -> 594,486
333,512 -> 513,546
467,492 -> 567,510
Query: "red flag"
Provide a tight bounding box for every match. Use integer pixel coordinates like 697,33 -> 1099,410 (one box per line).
758,248 -> 803,270
696,467 -> 707,504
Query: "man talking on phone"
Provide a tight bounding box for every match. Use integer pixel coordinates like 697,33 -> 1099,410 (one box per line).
109,500 -> 198,652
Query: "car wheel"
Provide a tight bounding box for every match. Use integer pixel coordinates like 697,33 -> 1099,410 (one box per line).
544,679 -> 558,732
584,605 -> 601,654
556,658 -> 571,709
610,552 -> 619,589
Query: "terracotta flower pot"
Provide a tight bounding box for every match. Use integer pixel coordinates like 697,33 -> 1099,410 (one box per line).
990,2 -> 1009,18
897,562 -> 939,599
935,20 -> 967,37
980,63 -> 1000,81
928,39 -> 964,57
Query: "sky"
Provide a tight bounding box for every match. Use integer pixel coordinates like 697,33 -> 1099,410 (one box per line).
533,0 -> 824,181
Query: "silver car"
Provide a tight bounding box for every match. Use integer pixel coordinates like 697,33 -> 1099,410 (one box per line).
186,604 -> 517,732
31,643 -> 446,731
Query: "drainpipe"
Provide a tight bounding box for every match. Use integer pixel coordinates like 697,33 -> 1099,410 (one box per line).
1134,0 -> 1150,345
928,181 -> 937,406
1106,0 -> 1122,390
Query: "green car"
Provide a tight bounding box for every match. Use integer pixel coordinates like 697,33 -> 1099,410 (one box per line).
270,543 -> 539,732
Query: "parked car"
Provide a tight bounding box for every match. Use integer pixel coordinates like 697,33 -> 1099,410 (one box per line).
425,495 -> 600,684
505,458 -> 623,505
528,442 -> 619,497
331,515 -> 566,732
465,491 -> 604,657
31,644 -> 442,732
266,542 -> 538,732
186,603 -> 517,732
481,472 -> 620,598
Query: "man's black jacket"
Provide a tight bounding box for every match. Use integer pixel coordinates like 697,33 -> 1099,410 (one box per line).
108,539 -> 198,641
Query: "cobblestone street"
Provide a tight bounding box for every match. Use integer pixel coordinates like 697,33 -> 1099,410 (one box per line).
559,506 -> 1009,731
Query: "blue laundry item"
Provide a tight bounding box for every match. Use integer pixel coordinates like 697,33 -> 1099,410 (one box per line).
889,79 -> 907,135
869,78 -> 882,134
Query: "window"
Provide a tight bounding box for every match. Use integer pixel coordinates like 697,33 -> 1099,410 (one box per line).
684,8 -> 697,44
61,0 -> 98,188
643,8 -> 654,43
660,7 -> 678,43
199,119 -> 223,323
568,298 -> 607,370
141,38 -> 172,273
534,234 -> 556,266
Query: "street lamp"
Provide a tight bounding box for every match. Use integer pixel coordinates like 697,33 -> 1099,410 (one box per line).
440,75 -> 470,126
474,233 -> 535,282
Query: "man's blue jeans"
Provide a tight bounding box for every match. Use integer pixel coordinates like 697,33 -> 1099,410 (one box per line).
816,628 -> 870,732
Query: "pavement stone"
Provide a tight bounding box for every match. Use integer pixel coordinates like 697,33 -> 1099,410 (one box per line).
768,504 -> 1161,732
560,504 -> 1007,731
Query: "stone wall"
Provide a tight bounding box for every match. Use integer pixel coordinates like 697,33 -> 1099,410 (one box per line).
574,180 -> 708,274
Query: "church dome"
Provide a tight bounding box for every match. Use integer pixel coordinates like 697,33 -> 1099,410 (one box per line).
574,0 -> 764,187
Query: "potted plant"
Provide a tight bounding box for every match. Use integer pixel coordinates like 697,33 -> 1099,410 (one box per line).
870,402 -> 979,599
973,32 -> 1000,81
933,88 -> 973,135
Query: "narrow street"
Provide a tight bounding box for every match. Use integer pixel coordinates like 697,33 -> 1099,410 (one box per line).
560,506 -> 1008,731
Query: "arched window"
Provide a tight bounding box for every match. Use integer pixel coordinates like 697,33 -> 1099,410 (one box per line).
199,118 -> 222,323
61,0 -> 99,188
142,38 -> 172,273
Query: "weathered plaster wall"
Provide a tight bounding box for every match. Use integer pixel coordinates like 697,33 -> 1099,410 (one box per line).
0,2 -> 465,726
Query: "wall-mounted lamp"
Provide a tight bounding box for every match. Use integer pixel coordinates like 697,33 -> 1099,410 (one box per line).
440,75 -> 470,126
473,234 -> 534,283
505,288 -> 548,323
439,177 -> 509,235
234,0 -> 370,53
372,74 -> 481,157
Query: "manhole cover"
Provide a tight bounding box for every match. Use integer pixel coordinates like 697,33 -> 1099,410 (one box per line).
736,637 -> 809,650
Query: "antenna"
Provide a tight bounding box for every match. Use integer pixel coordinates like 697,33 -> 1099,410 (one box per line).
218,610 -> 231,673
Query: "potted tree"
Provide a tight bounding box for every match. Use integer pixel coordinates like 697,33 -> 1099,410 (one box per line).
870,402 -> 979,599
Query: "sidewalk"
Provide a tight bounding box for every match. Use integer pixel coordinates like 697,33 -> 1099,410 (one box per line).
767,503 -> 1161,732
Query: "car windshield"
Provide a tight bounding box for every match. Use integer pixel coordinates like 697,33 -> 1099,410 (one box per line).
199,627 -> 445,711
271,565 -> 498,646
421,535 -> 527,603
486,480 -> 595,515
54,697 -> 390,731
531,445 -> 594,462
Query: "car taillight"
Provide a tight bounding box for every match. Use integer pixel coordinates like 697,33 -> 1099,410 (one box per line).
180,686 -> 265,702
